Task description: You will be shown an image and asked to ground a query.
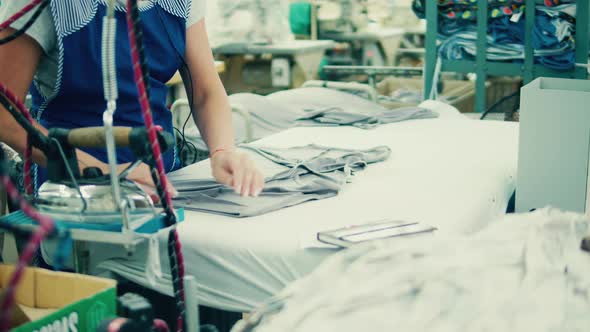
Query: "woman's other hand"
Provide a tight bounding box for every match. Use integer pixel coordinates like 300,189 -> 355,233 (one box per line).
210,150 -> 264,197
117,162 -> 178,203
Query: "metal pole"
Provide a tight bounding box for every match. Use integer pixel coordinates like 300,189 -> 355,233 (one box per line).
574,0 -> 590,79
183,276 -> 200,332
475,0 -> 488,113
523,0 -> 535,83
424,0 -> 438,101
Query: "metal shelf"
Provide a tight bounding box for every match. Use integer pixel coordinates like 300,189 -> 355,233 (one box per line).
441,60 -> 586,79
424,0 -> 589,113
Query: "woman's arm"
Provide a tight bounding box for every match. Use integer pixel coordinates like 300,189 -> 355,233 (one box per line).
182,20 -> 264,197
0,28 -> 170,196
0,28 -> 107,171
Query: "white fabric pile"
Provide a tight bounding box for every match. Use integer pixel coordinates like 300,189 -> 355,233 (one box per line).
236,209 -> 590,332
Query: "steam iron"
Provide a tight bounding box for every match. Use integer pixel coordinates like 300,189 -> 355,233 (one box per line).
33,126 -> 174,225
36,180 -> 155,224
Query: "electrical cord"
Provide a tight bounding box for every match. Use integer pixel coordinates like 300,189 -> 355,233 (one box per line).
155,8 -> 197,163
173,127 -> 198,167
125,1 -> 187,331
173,127 -> 201,166
50,137 -> 88,212
480,90 -> 521,120
187,140 -> 199,165
180,107 -> 195,160
0,0 -> 49,46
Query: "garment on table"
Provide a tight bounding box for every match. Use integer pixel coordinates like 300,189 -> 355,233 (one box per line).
246,209 -> 590,332
267,87 -> 392,116
184,88 -> 438,152
186,93 -> 305,151
270,87 -> 438,128
171,144 -> 391,217
297,106 -> 437,129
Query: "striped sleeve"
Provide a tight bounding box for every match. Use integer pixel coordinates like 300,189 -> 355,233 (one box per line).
187,0 -> 205,28
0,0 -> 56,53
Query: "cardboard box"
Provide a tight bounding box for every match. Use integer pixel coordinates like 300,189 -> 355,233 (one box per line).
376,77 -> 520,113
0,264 -> 117,332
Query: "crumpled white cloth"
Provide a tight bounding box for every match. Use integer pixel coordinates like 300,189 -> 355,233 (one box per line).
236,209 -> 590,332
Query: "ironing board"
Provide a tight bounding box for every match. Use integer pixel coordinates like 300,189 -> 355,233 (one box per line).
92,112 -> 519,313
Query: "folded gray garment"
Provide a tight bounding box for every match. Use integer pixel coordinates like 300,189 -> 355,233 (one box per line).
171,144 -> 391,217
188,88 -> 438,151
189,93 -> 304,150
267,87 -> 392,115
297,106 -> 438,129
230,93 -> 304,132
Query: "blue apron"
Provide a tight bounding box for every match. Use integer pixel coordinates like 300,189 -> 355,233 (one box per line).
31,0 -> 188,185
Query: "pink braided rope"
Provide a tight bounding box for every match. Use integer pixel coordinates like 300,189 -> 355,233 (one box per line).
0,0 -> 46,194
0,83 -> 34,195
124,2 -> 186,330
124,3 -> 174,213
0,175 -> 55,332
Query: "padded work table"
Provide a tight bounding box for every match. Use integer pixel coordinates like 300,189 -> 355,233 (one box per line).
321,27 -> 405,66
321,27 -> 405,43
212,40 -> 335,56
96,114 -> 519,313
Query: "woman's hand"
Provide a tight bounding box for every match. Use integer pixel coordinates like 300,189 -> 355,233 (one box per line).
114,162 -> 178,203
211,150 -> 264,197
184,22 -> 264,196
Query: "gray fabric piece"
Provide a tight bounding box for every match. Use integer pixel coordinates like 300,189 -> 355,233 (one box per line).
297,106 -> 438,129
171,144 -> 391,217
187,93 -> 304,151
187,88 -> 439,151
267,87 -> 392,114
269,87 -> 438,128
231,93 -> 305,141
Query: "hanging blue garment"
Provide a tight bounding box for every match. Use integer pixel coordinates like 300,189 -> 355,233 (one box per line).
31,0 -> 188,185
438,9 -> 575,71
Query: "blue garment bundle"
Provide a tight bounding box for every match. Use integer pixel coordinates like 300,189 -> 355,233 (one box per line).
412,0 -> 526,20
436,4 -> 577,70
412,0 -> 574,19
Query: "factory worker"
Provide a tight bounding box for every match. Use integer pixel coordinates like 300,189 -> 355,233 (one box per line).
0,0 -> 264,197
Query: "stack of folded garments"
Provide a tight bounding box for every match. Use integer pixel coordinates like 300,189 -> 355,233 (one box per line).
412,0 -> 578,70
171,144 -> 391,217
185,88 -> 438,151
